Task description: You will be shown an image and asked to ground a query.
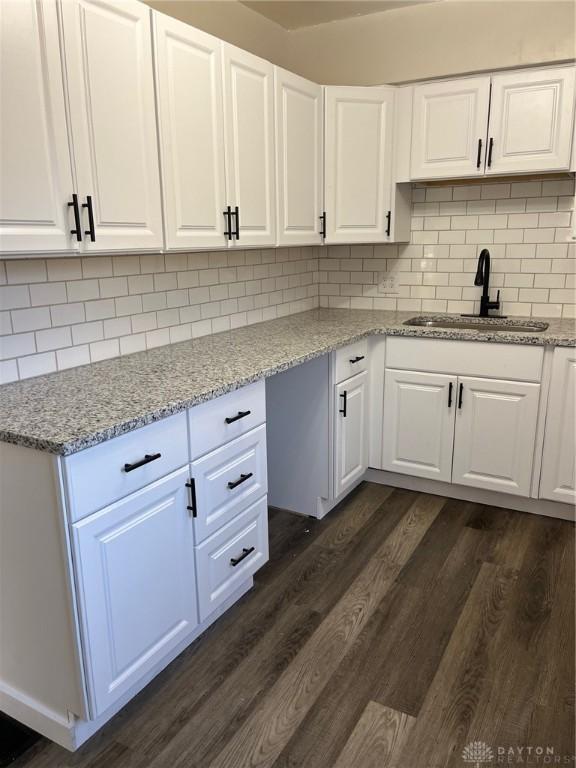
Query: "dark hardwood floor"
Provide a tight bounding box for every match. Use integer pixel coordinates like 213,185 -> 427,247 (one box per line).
9,483 -> 576,767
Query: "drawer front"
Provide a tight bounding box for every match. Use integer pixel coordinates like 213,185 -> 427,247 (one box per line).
65,412 -> 188,522
188,380 -> 266,460
191,424 -> 267,543
334,339 -> 369,383
195,495 -> 269,622
386,337 -> 543,382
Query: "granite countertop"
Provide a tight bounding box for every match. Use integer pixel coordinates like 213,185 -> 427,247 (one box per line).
1,309 -> 574,456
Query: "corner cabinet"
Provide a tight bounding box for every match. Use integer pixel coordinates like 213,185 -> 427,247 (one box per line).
275,68 -> 323,246
540,348 -> 576,503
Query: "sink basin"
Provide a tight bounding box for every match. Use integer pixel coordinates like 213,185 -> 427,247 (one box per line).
403,316 -> 549,333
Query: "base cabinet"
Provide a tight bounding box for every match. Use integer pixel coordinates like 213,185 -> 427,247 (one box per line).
540,348 -> 576,503
334,370 -> 369,497
71,467 -> 198,717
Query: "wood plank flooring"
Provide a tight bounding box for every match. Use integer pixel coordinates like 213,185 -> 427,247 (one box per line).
9,483 -> 576,768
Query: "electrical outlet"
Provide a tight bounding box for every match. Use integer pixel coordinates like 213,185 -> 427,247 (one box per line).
377,272 -> 400,295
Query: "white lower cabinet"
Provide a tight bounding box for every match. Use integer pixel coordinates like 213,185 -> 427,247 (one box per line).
195,496 -> 269,621
334,370 -> 369,497
452,377 -> 540,496
540,348 -> 576,503
382,369 -> 456,482
382,367 -> 540,497
71,466 -> 198,717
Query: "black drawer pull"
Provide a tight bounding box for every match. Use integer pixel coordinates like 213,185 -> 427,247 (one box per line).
123,453 -> 161,473
68,194 -> 82,241
319,212 -> 326,238
227,472 -> 253,490
448,381 -> 453,408
458,383 -> 464,410
339,391 -> 347,417
185,478 -> 197,517
230,546 -> 255,567
476,138 -> 483,169
82,195 -> 96,241
349,355 -> 365,364
225,410 -> 251,424
385,210 -> 391,237
233,205 -> 240,240
487,137 -> 494,168
223,206 -> 233,240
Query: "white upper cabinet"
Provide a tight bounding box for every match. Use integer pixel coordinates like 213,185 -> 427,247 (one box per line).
324,86 -> 395,244
452,377 -> 540,497
540,348 -> 576,504
486,67 -> 576,175
61,0 -> 163,252
274,68 -> 323,246
222,43 -> 276,247
410,76 -> 491,180
0,0 -> 77,254
154,15 -> 227,251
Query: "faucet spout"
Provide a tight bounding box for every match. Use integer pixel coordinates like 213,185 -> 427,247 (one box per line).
474,248 -> 500,317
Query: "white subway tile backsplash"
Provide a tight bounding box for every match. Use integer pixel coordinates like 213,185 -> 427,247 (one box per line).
56,345 -> 91,371
11,307 -> 51,333
30,281 -> 68,306
47,258 -> 82,282
6,260 -> 47,284
17,351 -> 56,379
36,326 -> 72,353
0,285 -> 30,310
82,256 -> 113,279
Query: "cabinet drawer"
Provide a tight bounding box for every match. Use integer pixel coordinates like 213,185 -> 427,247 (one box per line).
334,339 -> 369,383
64,412 -> 188,522
386,337 -> 543,382
195,495 -> 269,621
191,425 -> 267,543
188,380 -> 266,460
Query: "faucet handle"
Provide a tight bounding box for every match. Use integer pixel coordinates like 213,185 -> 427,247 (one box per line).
496,289 -> 500,305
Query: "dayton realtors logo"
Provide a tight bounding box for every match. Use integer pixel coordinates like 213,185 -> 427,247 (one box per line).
462,741 -> 575,765
462,741 -> 494,767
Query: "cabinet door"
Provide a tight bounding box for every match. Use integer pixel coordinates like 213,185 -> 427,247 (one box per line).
72,467 -> 197,717
487,67 -> 576,175
275,68 -> 323,246
324,86 -> 394,244
540,349 -> 576,503
61,0 -> 163,252
154,14 -> 228,251
410,77 -> 491,180
452,377 -> 540,497
222,43 -> 276,247
334,370 -> 368,497
0,0 -> 76,254
382,369 -> 456,482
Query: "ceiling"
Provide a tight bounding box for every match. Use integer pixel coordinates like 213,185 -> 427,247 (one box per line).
239,0 -> 438,30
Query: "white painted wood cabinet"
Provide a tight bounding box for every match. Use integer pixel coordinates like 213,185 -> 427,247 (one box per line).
61,0 -> 163,252
222,43 -> 276,247
324,86 -> 396,244
153,14 -> 228,251
71,467 -> 198,717
411,76 -> 491,180
540,348 -> 576,503
275,68 -> 323,246
452,377 -> 540,497
486,67 -> 576,175
334,370 -> 369,497
383,369 -> 457,482
0,0 -> 77,254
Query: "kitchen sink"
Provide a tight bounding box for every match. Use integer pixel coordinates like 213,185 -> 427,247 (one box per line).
403,316 -> 549,333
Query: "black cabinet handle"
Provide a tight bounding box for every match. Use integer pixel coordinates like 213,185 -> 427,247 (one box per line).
82,195 -> 96,242
185,478 -> 197,517
339,391 -> 347,417
233,206 -> 240,240
227,472 -> 253,490
123,452 -> 161,473
319,212 -> 326,238
386,210 -> 391,237
458,383 -> 464,410
225,409 -> 251,424
349,355 -> 365,364
448,381 -> 453,408
476,138 -> 483,169
487,138 -> 494,168
68,194 -> 83,242
230,546 -> 255,567
223,206 -> 233,240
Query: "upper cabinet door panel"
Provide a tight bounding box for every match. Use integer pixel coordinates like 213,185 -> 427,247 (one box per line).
486,67 -> 576,175
61,0 -> 163,251
154,14 -> 227,251
275,68 -> 323,246
410,77 -> 491,180
0,0 -> 76,254
222,44 -> 276,247
325,87 -> 394,243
